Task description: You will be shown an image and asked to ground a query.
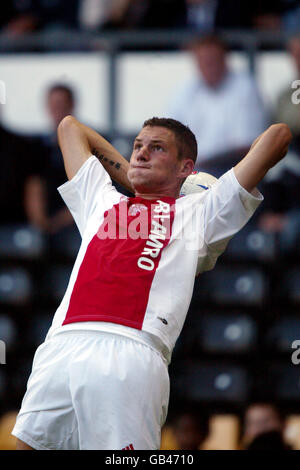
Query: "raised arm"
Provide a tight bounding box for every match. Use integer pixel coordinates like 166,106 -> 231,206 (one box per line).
57,115 -> 133,192
233,123 -> 292,193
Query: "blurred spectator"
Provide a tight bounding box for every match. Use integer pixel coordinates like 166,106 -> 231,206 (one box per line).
247,0 -> 300,32
258,34 -> 300,247
0,2 -> 28,32
258,139 -> 300,253
1,0 -> 298,34
251,0 -> 284,31
0,116 -> 40,225
79,0 -> 300,32
161,403 -> 210,450
0,411 -> 17,450
79,0 -> 186,31
241,402 -> 290,449
24,84 -> 78,237
1,0 -> 79,35
275,35 -> 300,137
186,1 -> 254,31
166,34 -> 268,172
79,0 -> 132,30
251,0 -> 300,32
282,1 -> 300,32
246,430 -> 292,451
186,0 -> 218,31
129,0 -> 186,29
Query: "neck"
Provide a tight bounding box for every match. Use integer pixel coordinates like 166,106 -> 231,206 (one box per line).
133,180 -> 181,200
134,190 -> 179,200
205,68 -> 227,89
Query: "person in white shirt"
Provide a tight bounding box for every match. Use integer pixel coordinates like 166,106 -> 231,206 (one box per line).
12,116 -> 291,450
167,35 -> 268,168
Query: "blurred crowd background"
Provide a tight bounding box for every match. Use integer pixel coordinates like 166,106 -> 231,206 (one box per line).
1,0 -> 300,34
1,0 -> 300,451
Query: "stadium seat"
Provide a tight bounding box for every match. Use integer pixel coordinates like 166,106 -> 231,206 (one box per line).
270,364 -> 300,401
0,268 -> 32,305
0,369 -> 6,400
50,226 -> 81,259
171,361 -> 249,402
224,223 -> 276,261
281,269 -> 300,304
10,357 -> 33,398
0,315 -> 16,348
43,264 -> 73,302
266,317 -> 300,352
197,314 -> 257,353
0,225 -> 45,259
278,209 -> 300,257
31,313 -> 53,346
194,266 -> 267,306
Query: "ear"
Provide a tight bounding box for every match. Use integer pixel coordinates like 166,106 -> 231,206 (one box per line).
178,158 -> 195,179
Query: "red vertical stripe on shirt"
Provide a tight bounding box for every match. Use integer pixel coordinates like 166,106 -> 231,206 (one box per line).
62,197 -> 175,330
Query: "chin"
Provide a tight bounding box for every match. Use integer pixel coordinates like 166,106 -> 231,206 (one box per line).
129,172 -> 154,190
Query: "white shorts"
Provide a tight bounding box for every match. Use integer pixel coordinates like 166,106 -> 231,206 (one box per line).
12,330 -> 170,450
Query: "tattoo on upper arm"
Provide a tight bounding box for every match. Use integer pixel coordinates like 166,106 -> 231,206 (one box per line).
93,148 -> 121,170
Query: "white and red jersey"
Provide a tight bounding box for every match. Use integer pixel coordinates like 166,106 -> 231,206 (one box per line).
46,155 -> 263,361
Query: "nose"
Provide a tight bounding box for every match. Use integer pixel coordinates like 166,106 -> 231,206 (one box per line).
136,145 -> 150,161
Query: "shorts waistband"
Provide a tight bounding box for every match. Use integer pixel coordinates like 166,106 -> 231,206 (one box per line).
48,324 -> 171,365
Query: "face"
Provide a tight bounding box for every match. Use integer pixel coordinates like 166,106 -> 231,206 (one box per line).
193,44 -> 227,87
47,90 -> 74,128
128,126 -> 193,196
243,405 -> 283,444
173,414 -> 205,450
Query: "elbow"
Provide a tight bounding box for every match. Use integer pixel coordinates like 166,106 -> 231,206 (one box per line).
270,123 -> 293,146
57,115 -> 78,137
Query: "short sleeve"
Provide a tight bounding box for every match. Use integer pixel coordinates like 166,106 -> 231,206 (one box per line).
200,168 -> 263,271
57,155 -> 121,236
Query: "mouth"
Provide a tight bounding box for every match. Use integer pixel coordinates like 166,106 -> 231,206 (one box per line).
131,165 -> 151,170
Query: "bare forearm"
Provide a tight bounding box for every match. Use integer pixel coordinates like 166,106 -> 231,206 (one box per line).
58,116 -> 91,180
24,176 -> 49,230
49,208 -> 74,233
76,121 -> 133,193
58,116 -> 133,192
234,124 -> 292,193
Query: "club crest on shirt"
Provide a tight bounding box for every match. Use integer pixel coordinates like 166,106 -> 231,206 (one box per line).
128,203 -> 148,217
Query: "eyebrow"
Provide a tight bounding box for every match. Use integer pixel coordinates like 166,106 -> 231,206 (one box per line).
134,138 -> 167,145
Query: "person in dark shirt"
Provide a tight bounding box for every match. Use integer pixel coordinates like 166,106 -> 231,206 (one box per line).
170,403 -> 210,450
100,0 -> 187,30
241,402 -> 291,450
25,84 -> 77,235
245,430 -> 292,450
0,124 -> 39,225
1,0 -> 79,35
258,137 -> 300,254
